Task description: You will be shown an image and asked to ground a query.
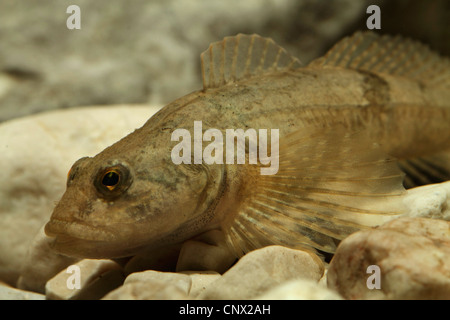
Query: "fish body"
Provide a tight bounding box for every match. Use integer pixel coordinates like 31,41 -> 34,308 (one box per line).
45,32 -> 450,259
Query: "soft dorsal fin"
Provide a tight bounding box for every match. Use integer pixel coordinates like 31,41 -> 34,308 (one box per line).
308,31 -> 450,88
201,34 -> 302,89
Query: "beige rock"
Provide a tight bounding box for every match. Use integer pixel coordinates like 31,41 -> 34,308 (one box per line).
45,259 -> 124,300
180,271 -> 221,298
176,230 -> 237,274
254,278 -> 343,300
102,280 -> 189,300
197,245 -> 324,300
104,269 -> 194,300
0,105 -> 160,285
318,265 -> 329,288
328,217 -> 450,300
0,283 -> 45,300
403,181 -> 450,220
124,270 -> 191,294
106,270 -> 222,300
17,226 -> 78,293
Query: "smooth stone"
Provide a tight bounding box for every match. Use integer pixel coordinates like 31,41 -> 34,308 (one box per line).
69,269 -> 125,300
318,265 -> 328,287
124,270 -> 191,294
180,271 -> 221,298
102,280 -> 189,300
197,245 -> 324,300
328,217 -> 450,300
0,283 -> 45,300
45,259 -> 124,300
17,226 -> 78,293
254,278 -> 343,300
176,229 -> 237,274
403,181 -> 450,220
104,269 -> 194,300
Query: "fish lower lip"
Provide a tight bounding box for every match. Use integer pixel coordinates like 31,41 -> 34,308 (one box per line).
49,234 -> 79,247
47,234 -> 104,258
45,218 -> 115,241
48,233 -> 144,259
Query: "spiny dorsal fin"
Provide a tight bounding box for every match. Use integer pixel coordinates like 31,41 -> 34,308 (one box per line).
309,31 -> 450,88
201,34 -> 302,89
222,125 -> 406,257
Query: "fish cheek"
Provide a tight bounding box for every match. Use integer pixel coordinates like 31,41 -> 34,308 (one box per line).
124,200 -> 156,221
126,168 -> 209,235
76,198 -> 94,218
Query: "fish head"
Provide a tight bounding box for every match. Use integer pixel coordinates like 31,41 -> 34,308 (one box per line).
44,128 -> 225,259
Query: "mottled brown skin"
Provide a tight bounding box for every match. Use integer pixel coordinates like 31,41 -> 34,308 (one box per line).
45,63 -> 450,259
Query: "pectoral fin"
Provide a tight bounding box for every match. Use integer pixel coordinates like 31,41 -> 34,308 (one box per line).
222,125 -> 407,257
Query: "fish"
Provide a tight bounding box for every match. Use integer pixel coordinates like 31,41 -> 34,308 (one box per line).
44,31 -> 450,260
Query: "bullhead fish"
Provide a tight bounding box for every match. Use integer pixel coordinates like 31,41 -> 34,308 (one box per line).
45,32 -> 450,260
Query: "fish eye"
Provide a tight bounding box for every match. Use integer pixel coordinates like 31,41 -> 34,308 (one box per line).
94,163 -> 132,199
102,170 -> 120,190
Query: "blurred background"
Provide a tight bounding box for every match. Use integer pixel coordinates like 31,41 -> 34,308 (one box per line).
0,0 -> 449,289
0,0 -> 448,122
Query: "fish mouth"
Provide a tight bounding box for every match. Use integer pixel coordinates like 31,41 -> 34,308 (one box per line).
44,219 -> 113,258
46,233 -> 129,259
45,218 -> 116,242
44,218 -> 149,259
